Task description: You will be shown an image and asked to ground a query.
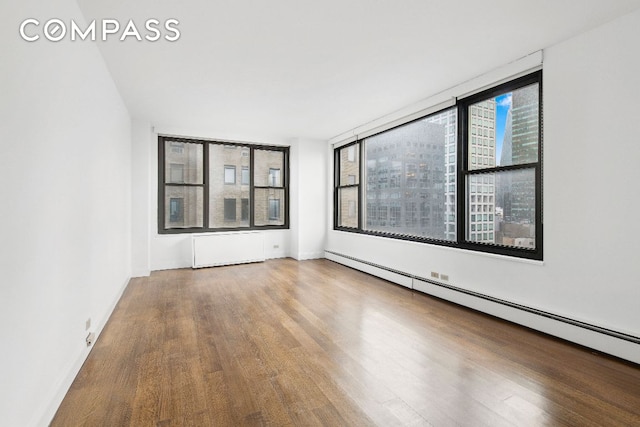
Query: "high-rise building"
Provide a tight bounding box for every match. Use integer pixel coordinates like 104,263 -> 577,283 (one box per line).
493,84 -> 538,248
364,118 -> 447,239
468,99 -> 497,243
510,85 -> 539,224
425,109 -> 457,240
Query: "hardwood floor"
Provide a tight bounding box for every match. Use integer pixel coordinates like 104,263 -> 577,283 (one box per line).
52,259 -> 640,426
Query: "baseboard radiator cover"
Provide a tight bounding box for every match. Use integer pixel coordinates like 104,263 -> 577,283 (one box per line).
193,232 -> 265,268
324,250 -> 640,363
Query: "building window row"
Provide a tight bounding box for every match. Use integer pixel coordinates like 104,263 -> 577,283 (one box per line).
334,71 -> 542,260
159,137 -> 289,233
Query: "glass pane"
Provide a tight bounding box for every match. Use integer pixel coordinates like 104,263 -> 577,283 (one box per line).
467,169 -> 536,248
338,187 -> 358,228
469,83 -> 539,171
224,166 -> 236,184
255,149 -> 284,187
223,198 -> 237,221
241,198 -> 249,221
339,143 -> 360,186
241,167 -> 250,185
254,188 -> 285,226
363,108 -> 457,240
209,144 -> 250,228
164,186 -> 203,229
164,141 -> 203,184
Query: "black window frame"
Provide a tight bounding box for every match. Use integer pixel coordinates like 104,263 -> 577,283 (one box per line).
334,141 -> 361,230
158,136 -> 290,234
333,71 -> 543,260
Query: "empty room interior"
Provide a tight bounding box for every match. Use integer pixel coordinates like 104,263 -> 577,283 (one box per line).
2,0 -> 640,425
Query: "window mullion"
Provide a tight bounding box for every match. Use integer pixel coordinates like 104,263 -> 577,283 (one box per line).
457,104 -> 467,245
249,146 -> 255,228
203,142 -> 209,229
358,140 -> 363,230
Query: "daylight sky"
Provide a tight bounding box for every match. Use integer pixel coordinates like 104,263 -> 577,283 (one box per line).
495,92 -> 512,165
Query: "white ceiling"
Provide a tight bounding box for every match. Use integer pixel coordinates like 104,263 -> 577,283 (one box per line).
77,0 -> 640,142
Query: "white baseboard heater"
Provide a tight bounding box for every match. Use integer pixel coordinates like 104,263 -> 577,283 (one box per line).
192,232 -> 265,268
324,250 -> 640,364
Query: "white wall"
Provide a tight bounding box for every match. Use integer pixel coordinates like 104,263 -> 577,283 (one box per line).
0,0 -> 132,425
290,138 -> 327,260
326,9 -> 640,363
131,120 -> 152,277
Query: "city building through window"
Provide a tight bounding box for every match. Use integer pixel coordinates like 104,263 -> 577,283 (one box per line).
159,137 -> 289,233
334,71 -> 542,260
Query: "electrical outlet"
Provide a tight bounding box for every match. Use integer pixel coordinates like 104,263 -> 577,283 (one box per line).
86,332 -> 95,347
85,318 -> 91,331
273,244 -> 279,249
431,271 -> 440,279
440,274 -> 449,281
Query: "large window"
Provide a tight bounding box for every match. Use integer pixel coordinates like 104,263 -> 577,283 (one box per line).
336,143 -> 360,228
334,71 -> 542,260
159,137 -> 289,233
363,108 -> 457,241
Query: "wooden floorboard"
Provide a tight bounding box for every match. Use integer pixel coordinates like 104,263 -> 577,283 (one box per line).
52,258 -> 640,426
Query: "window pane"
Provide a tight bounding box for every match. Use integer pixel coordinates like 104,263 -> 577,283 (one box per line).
467,169 -> 536,248
209,144 -> 250,228
363,108 -> 456,240
339,143 -> 360,186
469,83 -> 539,171
338,187 -> 358,228
254,188 -> 285,226
224,198 -> 237,221
164,141 -> 203,184
269,168 -> 281,187
268,199 -> 280,220
164,186 -> 203,229
241,167 -> 250,185
169,198 -> 183,222
224,166 -> 236,184
241,198 -> 249,221
255,149 -> 284,187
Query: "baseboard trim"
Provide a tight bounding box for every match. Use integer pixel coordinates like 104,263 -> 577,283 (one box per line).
35,275 -> 131,427
294,251 -> 327,261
